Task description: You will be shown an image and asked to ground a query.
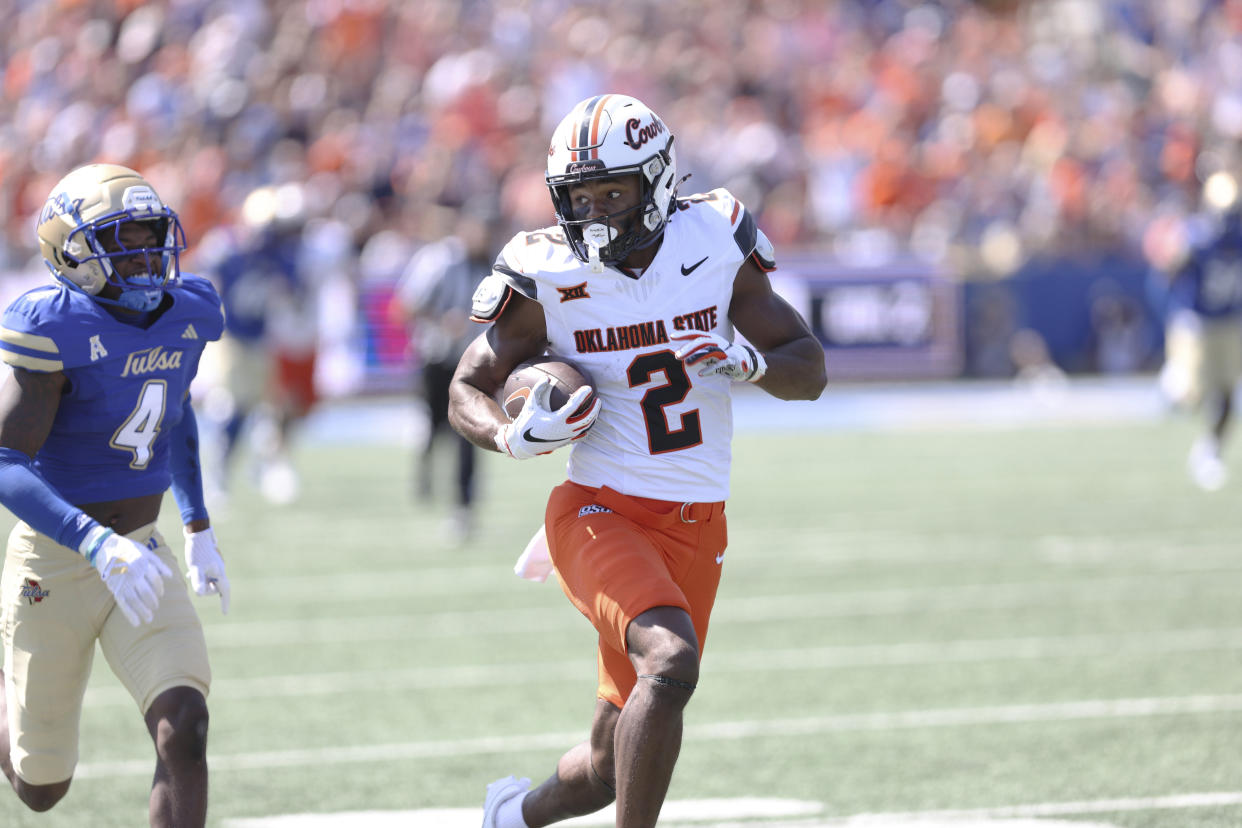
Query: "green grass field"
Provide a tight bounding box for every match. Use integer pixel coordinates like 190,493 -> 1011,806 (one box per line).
1,406 -> 1240,827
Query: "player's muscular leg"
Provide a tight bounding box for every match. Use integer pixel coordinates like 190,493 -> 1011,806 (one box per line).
615,606 -> 700,828
0,669 -> 72,811
145,686 -> 209,828
521,699 -> 619,826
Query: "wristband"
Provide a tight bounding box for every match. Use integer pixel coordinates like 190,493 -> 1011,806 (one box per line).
743,345 -> 767,382
80,526 -> 115,565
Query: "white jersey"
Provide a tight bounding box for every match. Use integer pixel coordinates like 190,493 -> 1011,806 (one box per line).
484,188 -> 771,502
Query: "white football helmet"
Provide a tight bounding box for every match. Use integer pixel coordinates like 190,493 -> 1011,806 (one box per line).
37,163 -> 185,311
546,94 -> 679,268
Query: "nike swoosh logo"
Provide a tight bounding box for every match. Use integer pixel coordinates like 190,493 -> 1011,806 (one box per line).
523,428 -> 563,444
681,256 -> 709,276
715,553 -> 725,565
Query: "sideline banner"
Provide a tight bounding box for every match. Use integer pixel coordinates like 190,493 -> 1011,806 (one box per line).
773,254 -> 964,380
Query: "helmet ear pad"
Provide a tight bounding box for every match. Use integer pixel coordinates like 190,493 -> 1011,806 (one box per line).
56,237 -> 109,295
639,148 -> 676,233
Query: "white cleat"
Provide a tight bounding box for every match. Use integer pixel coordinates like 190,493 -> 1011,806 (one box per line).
482,775 -> 530,827
259,459 -> 301,504
1188,440 -> 1228,491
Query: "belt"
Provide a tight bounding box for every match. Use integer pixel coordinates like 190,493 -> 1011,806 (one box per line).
593,485 -> 725,528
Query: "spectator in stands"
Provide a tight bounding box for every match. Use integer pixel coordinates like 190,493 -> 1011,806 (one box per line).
0,0 -> 1239,388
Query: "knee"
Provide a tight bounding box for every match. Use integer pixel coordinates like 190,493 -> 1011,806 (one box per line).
15,779 -> 70,812
631,629 -> 699,684
644,641 -> 699,685
631,632 -> 700,702
149,689 -> 210,764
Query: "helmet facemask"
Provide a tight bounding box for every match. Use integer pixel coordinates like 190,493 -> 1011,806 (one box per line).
548,146 -> 674,271
65,212 -> 186,312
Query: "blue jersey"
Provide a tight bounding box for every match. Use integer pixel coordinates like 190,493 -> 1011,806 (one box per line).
0,274 -> 224,505
1170,216 -> 1242,319
211,233 -> 301,343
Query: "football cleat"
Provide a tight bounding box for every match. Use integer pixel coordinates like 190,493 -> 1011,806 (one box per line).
1188,438 -> 1227,491
37,163 -> 185,311
481,774 -> 530,827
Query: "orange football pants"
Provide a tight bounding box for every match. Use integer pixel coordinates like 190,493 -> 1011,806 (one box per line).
545,480 -> 727,708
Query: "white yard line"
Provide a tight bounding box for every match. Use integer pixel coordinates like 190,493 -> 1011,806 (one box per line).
217,791 -> 1242,827
81,625 -> 1242,707
827,791 -> 1242,825
193,573 -> 1241,648
75,692 -> 1242,779
228,533 -> 1242,593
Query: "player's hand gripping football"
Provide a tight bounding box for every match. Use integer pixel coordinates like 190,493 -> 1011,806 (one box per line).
81,527 -> 173,627
495,377 -> 601,460
672,330 -> 768,382
183,527 -> 231,614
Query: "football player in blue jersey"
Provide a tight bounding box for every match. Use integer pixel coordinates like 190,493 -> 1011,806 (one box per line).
0,164 -> 229,826
1159,171 -> 1242,490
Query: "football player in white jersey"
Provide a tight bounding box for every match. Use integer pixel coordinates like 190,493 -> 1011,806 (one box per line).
450,95 -> 826,828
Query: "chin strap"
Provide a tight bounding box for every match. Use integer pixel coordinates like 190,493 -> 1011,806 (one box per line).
51,269 -> 164,311
116,289 -> 163,311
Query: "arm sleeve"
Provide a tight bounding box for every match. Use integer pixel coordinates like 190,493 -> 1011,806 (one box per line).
168,396 -> 209,525
0,447 -> 99,551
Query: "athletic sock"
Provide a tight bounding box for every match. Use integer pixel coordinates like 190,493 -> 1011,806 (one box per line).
496,791 -> 530,828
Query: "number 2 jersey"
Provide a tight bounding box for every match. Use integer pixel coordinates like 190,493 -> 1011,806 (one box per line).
480,188 -> 774,503
0,274 -> 225,505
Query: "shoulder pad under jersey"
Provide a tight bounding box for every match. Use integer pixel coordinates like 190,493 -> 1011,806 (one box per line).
488,231 -> 554,302
751,225 -> 777,271
470,273 -> 515,323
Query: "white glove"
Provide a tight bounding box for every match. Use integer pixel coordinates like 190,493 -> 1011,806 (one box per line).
672,330 -> 768,382
183,527 -> 230,614
495,377 -> 602,460
80,526 -> 173,627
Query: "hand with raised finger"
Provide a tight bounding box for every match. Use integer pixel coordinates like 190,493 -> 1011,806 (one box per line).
183,527 -> 231,614
671,330 -> 767,382
495,377 -> 602,460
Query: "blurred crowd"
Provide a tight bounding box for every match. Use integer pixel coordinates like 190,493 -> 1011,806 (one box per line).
1,0 -> 1240,277
0,0 -> 1236,501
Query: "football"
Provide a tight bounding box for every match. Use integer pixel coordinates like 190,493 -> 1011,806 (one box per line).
501,355 -> 596,421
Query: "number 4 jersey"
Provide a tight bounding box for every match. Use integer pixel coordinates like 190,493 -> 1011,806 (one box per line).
0,274 -> 225,504
481,188 -> 775,503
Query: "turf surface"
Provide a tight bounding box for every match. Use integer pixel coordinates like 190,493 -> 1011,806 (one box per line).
0,408 -> 1239,827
